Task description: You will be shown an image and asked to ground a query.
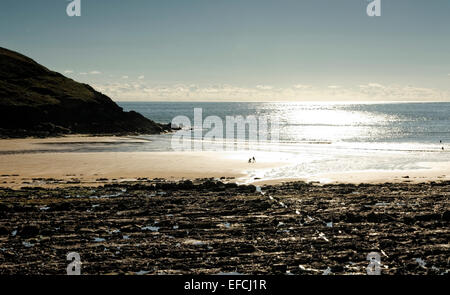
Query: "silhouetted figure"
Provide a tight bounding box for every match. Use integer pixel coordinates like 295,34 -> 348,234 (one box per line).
248,158 -> 252,163
252,157 -> 256,163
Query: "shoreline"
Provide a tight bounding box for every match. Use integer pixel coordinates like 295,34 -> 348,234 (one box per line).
1,135 -> 450,189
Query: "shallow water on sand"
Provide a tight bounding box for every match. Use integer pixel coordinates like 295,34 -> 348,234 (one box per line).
117,102 -> 450,181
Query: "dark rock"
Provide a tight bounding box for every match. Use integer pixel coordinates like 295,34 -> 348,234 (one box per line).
272,264 -> 287,273
201,180 -> 225,191
366,212 -> 393,222
18,224 -> 40,238
331,265 -> 344,273
343,212 -> 363,223
0,203 -> 12,213
0,226 -> 9,235
415,213 -> 440,222
225,183 -> 238,189
178,180 -> 194,189
237,184 -> 256,193
238,244 -> 257,254
442,210 -> 450,221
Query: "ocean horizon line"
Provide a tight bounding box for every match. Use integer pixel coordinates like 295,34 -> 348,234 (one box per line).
114,100 -> 450,104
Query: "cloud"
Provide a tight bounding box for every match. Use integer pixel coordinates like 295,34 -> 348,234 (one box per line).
256,85 -> 273,90
367,83 -> 385,88
138,75 -> 145,80
293,84 -> 312,89
359,83 -> 385,89
357,83 -> 448,101
90,81 -> 450,102
328,85 -> 341,89
122,75 -> 129,79
74,71 -> 101,75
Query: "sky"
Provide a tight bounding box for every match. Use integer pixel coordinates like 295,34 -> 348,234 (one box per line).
1,0 -> 449,102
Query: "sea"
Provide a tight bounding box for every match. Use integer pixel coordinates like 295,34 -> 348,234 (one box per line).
116,101 -> 450,181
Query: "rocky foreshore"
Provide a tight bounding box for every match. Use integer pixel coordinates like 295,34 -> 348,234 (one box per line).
0,179 -> 449,275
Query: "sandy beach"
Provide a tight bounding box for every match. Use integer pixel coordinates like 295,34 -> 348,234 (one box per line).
1,135 -> 449,189
0,136 -> 287,188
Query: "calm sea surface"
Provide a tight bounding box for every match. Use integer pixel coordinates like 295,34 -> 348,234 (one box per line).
115,102 -> 450,181
119,101 -> 450,144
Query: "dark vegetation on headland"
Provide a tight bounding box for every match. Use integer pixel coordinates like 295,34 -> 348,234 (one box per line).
0,179 -> 448,274
0,47 -> 171,138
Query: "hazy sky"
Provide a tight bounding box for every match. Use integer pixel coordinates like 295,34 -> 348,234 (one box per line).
1,0 -> 449,101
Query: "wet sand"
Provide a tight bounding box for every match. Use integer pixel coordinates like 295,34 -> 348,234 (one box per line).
0,151 -> 285,188
0,136 -> 288,188
256,163 -> 450,186
1,136 -> 449,188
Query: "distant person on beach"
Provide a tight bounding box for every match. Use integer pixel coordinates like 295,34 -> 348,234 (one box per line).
252,157 -> 256,163
248,158 -> 252,163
